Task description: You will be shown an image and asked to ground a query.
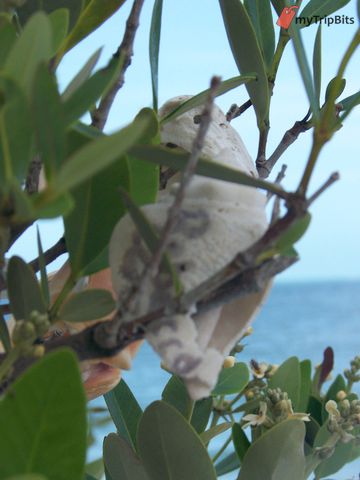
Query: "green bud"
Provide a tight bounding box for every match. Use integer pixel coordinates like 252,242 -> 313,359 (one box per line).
12,321 -> 36,345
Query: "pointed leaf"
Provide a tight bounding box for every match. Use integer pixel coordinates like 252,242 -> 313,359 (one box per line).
162,375 -> 193,419
313,24 -> 322,107
274,213 -> 311,253
7,256 -> 46,320
244,0 -> 275,71
288,23 -> 319,121
138,401 -> 217,480
103,434 -> 149,480
104,379 -> 143,452
268,356 -> 301,409
215,452 -> 240,476
270,0 -> 287,16
63,57 -> 119,126
63,129 -> 129,275
129,144 -> 287,198
36,227 -> 50,306
232,423 -> 250,462
0,350 -> 87,480
58,289 -> 115,323
0,83 -> 33,184
200,422 -> 231,444
238,420 -> 306,480
56,111 -> 152,192
149,0 -> 163,111
325,374 -> 346,402
0,20 -> 16,68
299,359 -> 312,412
190,397 -> 213,434
17,0 -> 83,30
212,362 -> 249,396
339,90 -> 360,112
300,0 -> 352,25
219,0 -> 269,127
5,12 -> 52,96
161,74 -> 256,124
62,48 -> 102,100
58,0 -> 126,56
32,64 -> 66,181
49,8 -> 69,55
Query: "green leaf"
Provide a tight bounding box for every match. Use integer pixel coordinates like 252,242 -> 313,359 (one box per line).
32,191 -> 74,219
62,48 -> 102,101
7,255 -> 46,320
325,77 -> 346,102
314,421 -> 360,478
55,111 -> 152,193
104,379 -> 143,452
190,397 -> 213,434
36,226 -> 50,306
0,82 -> 33,184
49,8 -> 69,55
63,129 -> 129,275
149,0 -> 163,111
269,0 -> 287,16
215,452 -> 240,476
307,396 -> 323,425
161,74 -> 256,124
288,23 -> 319,121
298,359 -> 312,412
127,154 -> 159,207
0,350 -> 87,480
232,423 -> 250,462
32,64 -> 66,181
129,144 -> 287,198
5,476 -> 48,480
339,90 -> 360,112
17,0 -> 83,30
0,309 -> 11,352
274,213 -> 311,253
58,0 -> 126,57
63,57 -> 119,126
120,188 -> 182,295
5,12 -> 52,96
238,419 -> 306,480
162,375 -> 193,419
58,289 -> 115,322
268,356 -> 301,410
244,0 -> 275,71
313,24 -> 322,107
0,20 -> 16,68
325,374 -> 346,402
103,434 -> 149,480
200,422 -> 231,444
138,401 -> 217,480
219,0 -> 269,128
212,363 -> 249,396
300,0 -> 352,24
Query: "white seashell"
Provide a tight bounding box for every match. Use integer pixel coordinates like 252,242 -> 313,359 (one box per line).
109,97 -> 269,399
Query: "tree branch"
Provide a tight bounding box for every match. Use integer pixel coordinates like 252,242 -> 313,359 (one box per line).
91,0 -> 145,131
29,237 -> 67,273
226,99 -> 252,122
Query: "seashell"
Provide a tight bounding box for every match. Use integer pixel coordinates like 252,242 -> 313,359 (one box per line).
109,97 -> 270,400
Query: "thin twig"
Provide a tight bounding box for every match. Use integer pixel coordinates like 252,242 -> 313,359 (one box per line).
267,164 -> 287,201
307,172 -> 340,206
29,237 -> 67,273
226,99 -> 252,122
91,0 -> 145,131
257,114 -> 312,179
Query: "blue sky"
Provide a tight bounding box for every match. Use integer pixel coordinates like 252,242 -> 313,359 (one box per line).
10,0 -> 360,281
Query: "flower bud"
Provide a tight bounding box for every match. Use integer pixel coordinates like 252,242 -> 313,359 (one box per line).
223,356 -> 236,369
336,390 -> 347,401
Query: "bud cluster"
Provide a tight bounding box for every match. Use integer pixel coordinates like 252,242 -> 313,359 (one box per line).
325,398 -> 360,444
344,356 -> 360,385
12,310 -> 50,357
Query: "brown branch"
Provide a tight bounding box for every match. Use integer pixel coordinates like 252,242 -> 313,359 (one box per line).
91,0 -> 145,131
267,164 -> 287,201
257,114 -> 312,179
226,99 -> 252,122
307,172 -> 340,206
29,237 -> 67,273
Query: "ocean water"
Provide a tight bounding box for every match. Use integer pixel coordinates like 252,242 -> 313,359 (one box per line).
92,280 -> 360,479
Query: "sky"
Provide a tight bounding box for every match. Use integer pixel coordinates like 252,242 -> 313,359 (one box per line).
10,0 -> 360,281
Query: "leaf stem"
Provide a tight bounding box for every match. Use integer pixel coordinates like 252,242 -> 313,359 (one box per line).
211,434 -> 232,463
